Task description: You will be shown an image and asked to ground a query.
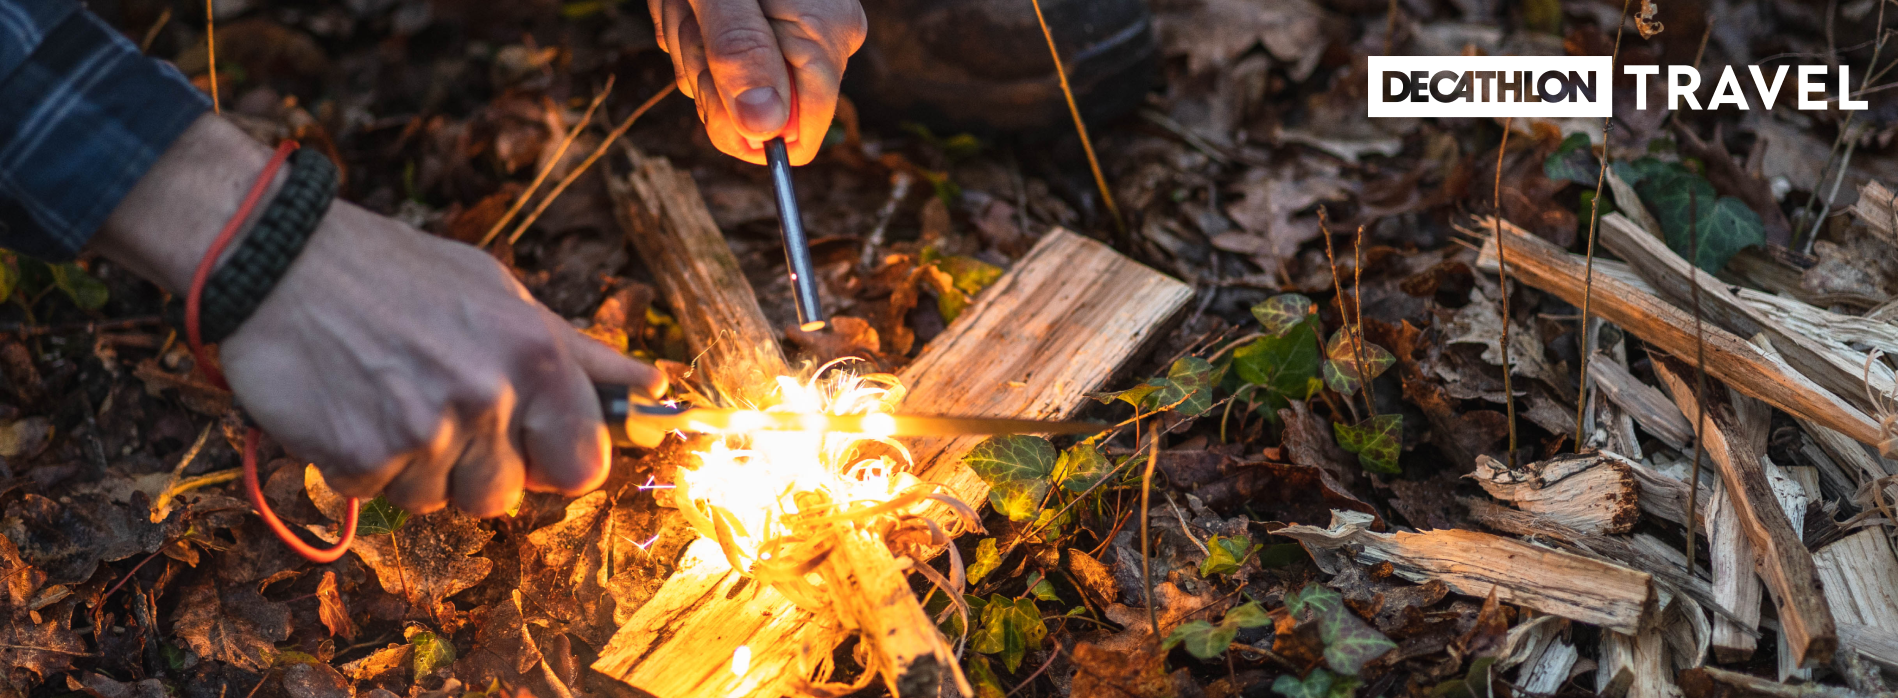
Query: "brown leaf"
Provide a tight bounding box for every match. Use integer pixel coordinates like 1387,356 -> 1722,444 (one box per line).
0,417 -> 50,459
0,342 -> 43,405
339,644 -> 411,686
1152,0 -> 1326,79
518,492 -> 617,645
316,571 -> 356,641
1456,589 -> 1513,660
72,674 -> 167,698
438,183 -> 525,245
783,315 -> 881,366
280,663 -> 351,698
973,200 -> 1029,257
3,493 -> 167,586
1066,548 -> 1118,606
173,576 -> 290,671
1070,642 -> 1173,698
306,469 -> 494,613
453,591 -> 541,688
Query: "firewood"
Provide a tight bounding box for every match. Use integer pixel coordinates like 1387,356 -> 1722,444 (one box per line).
1279,510 -> 1653,633
592,229 -> 1193,697
1596,213 -> 1894,418
1589,352 -> 1694,450
1471,216 -> 1883,449
1470,453 -> 1640,535
1813,530 -> 1898,634
1649,354 -> 1838,667
610,145 -> 789,403
1709,478 -> 1763,663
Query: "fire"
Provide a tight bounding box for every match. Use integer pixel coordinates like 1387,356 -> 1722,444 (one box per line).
671,362 -> 927,573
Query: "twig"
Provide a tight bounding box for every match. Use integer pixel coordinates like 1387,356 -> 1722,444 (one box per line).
1352,225 -> 1374,418
859,170 -> 915,270
479,76 -> 617,248
503,83 -> 676,246
1026,0 -> 1125,238
1164,492 -> 1211,555
140,7 -> 172,54
1494,118 -> 1518,466
1004,639 -> 1063,698
1686,187 -> 1709,572
1140,427 -> 1161,641
204,0 -> 218,114
1574,0 -> 1636,450
102,550 -> 164,599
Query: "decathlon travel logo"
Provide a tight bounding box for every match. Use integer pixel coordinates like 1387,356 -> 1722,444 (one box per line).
1368,56 -> 1613,117
1369,55 -> 1873,117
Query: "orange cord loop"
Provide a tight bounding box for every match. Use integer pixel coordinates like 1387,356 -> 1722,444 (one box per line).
188,140 -> 359,563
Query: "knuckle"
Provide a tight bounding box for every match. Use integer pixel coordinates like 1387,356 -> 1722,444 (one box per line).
708,25 -> 778,64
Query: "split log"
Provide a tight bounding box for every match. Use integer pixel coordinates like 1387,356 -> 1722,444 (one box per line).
1589,352 -> 1694,450
1597,213 -> 1894,418
593,229 -> 1192,697
610,145 -> 789,403
1279,510 -> 1653,633
1519,639 -> 1579,696
1813,529 -> 1898,633
1650,354 -> 1838,666
602,147 -> 951,696
1598,630 -> 1636,698
1470,453 -> 1640,535
1471,216 -> 1882,448
1709,479 -> 1763,663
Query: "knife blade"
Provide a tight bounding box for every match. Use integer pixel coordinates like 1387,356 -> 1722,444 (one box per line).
596,383 -> 1104,448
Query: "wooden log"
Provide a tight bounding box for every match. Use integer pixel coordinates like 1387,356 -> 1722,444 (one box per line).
1814,530 -> 1898,633
593,229 -> 1193,697
1589,352 -> 1694,450
1597,213 -> 1894,418
1279,510 -> 1654,633
1470,453 -> 1640,535
604,146 -> 955,697
1597,631 -> 1637,698
1649,354 -> 1838,666
610,145 -> 789,404
1709,478 -> 1763,663
1471,216 -> 1883,448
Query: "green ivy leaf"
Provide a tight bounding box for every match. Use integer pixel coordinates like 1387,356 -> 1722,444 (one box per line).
49,262 -> 108,310
1334,414 -> 1403,474
1542,132 -> 1595,183
357,497 -> 410,536
966,655 -> 1007,698
1321,327 -> 1396,396
1224,601 -> 1274,629
1198,534 -> 1263,577
1285,584 -> 1343,620
1054,442 -> 1114,494
1252,294 -> 1317,336
1233,321 -> 1323,400
1621,157 -> 1764,273
938,256 -> 1004,296
968,537 -> 1002,585
1273,669 -> 1337,698
1026,572 -> 1060,602
1162,619 -> 1237,659
1097,357 -> 1222,416
964,435 -> 1056,521
1322,611 -> 1398,676
971,595 -> 1045,672
1431,656 -> 1498,698
408,630 -> 456,677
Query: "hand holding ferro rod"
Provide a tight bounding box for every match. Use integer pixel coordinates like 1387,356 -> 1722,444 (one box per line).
765,137 -> 826,331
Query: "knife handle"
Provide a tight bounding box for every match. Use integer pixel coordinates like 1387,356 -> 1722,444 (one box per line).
596,383 -> 667,449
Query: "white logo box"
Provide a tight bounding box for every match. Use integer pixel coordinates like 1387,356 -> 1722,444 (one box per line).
1367,55 -> 1614,118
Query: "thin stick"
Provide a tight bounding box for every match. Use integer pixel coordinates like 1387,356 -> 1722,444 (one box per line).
1140,427 -> 1161,641
1352,225 -> 1374,418
140,7 -> 172,54
1494,118 -> 1518,466
478,76 -> 616,248
1026,0 -> 1126,238
504,83 -> 676,246
1685,187 -> 1709,571
204,0 -> 218,114
1574,0 -> 1636,450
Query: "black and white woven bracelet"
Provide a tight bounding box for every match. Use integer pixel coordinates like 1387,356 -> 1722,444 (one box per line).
189,147 -> 339,343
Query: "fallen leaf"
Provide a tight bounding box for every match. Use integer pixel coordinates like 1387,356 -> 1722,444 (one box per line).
3,493 -> 167,585
1220,170 -> 1353,264
280,662 -> 352,698
963,435 -> 1056,521
1070,641 -> 1172,698
308,469 -> 493,611
316,571 -> 356,640
339,644 -> 411,685
1066,548 -> 1117,605
173,575 -> 290,671
1153,0 -> 1327,79
0,417 -> 51,458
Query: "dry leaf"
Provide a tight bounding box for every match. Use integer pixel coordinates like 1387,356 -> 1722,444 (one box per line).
317,570 -> 357,640
281,663 -> 353,698
2,493 -> 167,586
1635,0 -> 1665,39
1152,0 -> 1326,79
0,417 -> 50,458
172,576 -> 290,671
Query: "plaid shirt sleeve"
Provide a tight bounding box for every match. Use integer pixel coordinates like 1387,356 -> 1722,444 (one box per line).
0,0 -> 211,261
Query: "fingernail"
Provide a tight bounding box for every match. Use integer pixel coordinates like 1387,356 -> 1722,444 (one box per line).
734,87 -> 788,136
745,136 -> 765,149
783,130 -> 798,144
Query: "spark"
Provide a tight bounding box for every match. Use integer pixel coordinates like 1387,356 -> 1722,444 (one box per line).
731,646 -> 751,676
637,476 -> 674,491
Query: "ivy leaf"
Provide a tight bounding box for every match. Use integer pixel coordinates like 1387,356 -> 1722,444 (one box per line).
1233,321 -> 1323,400
964,435 -> 1056,521
1321,610 -> 1398,675
1624,157 -> 1763,273
1334,414 -> 1403,474
971,595 -> 1045,671
49,262 -> 108,310
1259,543 -> 1310,568
1321,327 -> 1396,396
1162,619 -> 1238,659
968,538 -> 1001,585
937,256 -> 1004,295
1054,442 -> 1114,494
966,655 -> 1007,698
1285,584 -> 1343,620
1252,294 -> 1317,336
356,497 -> 410,536
1098,358 -> 1222,416
1198,534 -> 1262,577
1224,601 -> 1273,629
1542,132 -> 1596,183
1273,669 -> 1337,698
407,630 -> 456,677
1026,572 -> 1061,602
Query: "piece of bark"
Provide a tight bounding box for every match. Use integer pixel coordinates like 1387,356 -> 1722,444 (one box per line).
610,145 -> 789,404
1470,453 -> 1640,535
593,229 -> 1192,698
1709,478 -> 1763,663
1598,630 -> 1637,698
1279,510 -> 1653,633
1738,288 -> 1898,356
1589,352 -> 1694,450
1521,639 -> 1579,696
1852,180 -> 1898,248
1679,666 -> 1869,698
1649,354 -> 1838,667
1627,460 -> 1712,531
1598,212 -> 1895,419
1472,216 -> 1883,448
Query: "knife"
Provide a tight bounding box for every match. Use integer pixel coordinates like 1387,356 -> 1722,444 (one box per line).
596,384 -> 1105,448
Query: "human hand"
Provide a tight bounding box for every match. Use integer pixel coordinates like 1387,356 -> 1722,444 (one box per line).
96,115 -> 666,516
650,0 -> 867,165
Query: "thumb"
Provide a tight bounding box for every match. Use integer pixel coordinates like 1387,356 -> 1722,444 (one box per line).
692,0 -> 793,141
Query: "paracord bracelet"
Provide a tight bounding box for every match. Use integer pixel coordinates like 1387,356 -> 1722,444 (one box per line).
195,147 -> 338,343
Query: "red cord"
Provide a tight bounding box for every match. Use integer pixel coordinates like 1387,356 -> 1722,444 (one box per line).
188,141 -> 358,563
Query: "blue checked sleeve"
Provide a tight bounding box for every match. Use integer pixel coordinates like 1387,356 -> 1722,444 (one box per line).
0,0 -> 211,261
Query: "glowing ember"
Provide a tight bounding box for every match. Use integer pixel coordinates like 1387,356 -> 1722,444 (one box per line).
672,362 -> 930,572
731,645 -> 751,677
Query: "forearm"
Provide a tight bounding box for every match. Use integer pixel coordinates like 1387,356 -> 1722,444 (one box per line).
93,114 -> 288,294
